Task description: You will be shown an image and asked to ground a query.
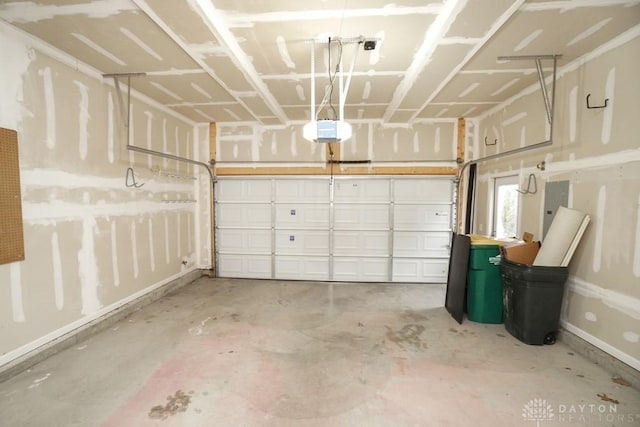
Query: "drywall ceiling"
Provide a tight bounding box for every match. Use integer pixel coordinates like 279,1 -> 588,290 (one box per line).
1,0 -> 639,124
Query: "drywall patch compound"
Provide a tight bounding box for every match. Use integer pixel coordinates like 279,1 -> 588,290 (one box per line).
10,262 -> 25,322
78,216 -> 102,315
131,220 -> 139,278
40,66 -> 56,149
593,185 -> 606,273
111,220 -> 120,286
601,67 -> 615,145
569,85 -> 578,142
51,231 -> 64,310
107,91 -> 115,163
148,217 -> 156,272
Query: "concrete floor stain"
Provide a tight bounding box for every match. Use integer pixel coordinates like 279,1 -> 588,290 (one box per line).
597,392 -> 619,404
612,376 -> 631,387
148,390 -> 194,420
386,324 -> 427,350
401,310 -> 429,323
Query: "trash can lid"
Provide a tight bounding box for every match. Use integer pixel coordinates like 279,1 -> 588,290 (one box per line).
467,234 -> 503,245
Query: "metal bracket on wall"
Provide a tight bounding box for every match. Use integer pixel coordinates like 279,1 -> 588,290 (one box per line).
103,72 -> 217,197
102,72 -> 216,184
456,53 -> 561,232
586,93 -> 609,109
484,136 -> 497,146
125,167 -> 145,188
103,72 -> 218,273
103,73 -> 146,136
516,173 -> 537,195
496,54 -> 561,126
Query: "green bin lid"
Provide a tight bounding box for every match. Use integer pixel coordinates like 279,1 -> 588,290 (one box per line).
467,234 -> 502,246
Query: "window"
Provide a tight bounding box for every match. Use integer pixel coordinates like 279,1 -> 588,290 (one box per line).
493,175 -> 519,238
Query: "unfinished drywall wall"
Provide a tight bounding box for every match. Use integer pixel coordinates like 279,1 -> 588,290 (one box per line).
0,22 -> 209,367
470,28 -> 640,369
214,120 -> 460,175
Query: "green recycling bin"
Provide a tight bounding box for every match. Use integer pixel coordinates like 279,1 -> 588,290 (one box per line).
466,236 -> 503,323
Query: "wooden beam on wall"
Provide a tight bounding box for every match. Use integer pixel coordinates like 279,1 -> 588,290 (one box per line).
457,118 -> 465,163
336,166 -> 457,176
456,117 -> 466,233
215,166 -> 457,176
209,122 -> 216,163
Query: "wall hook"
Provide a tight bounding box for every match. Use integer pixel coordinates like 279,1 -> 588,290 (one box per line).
125,167 -> 144,188
516,173 -> 537,195
586,93 -> 609,109
484,136 -> 497,146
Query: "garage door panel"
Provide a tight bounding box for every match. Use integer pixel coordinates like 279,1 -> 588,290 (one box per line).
275,256 -> 329,280
216,177 -> 452,283
217,229 -> 271,254
275,230 -> 329,255
393,231 -> 451,258
218,254 -> 271,278
217,179 -> 272,202
334,204 -> 389,230
392,258 -> 449,283
394,204 -> 451,231
333,257 -> 389,282
394,179 -> 453,203
275,204 -> 329,228
217,203 -> 271,228
334,179 -> 390,202
275,180 -> 329,202
333,231 -> 390,256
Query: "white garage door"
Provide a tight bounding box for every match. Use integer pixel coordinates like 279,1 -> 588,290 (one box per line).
215,176 -> 454,283
391,179 -> 453,282
215,179 -> 272,278
333,178 -> 391,282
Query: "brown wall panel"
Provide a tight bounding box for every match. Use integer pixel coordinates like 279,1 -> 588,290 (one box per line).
0,128 -> 25,265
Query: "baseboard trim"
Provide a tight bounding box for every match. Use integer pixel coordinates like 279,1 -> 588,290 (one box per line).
0,269 -> 204,384
558,327 -> 640,391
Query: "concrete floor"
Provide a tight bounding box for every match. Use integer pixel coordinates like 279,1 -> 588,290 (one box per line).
1,277 -> 638,426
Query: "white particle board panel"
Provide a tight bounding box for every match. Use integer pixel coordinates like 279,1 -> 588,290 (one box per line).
393,231 -> 451,258
275,255 -> 329,280
275,204 -> 330,229
333,257 -> 389,282
393,179 -> 453,203
393,204 -> 452,231
275,179 -> 330,202
334,179 -> 390,202
392,258 -> 449,283
216,203 -> 272,228
334,204 -> 390,230
217,229 -> 271,254
333,230 -> 390,256
218,254 -> 272,279
275,230 -> 329,255
217,179 -> 272,202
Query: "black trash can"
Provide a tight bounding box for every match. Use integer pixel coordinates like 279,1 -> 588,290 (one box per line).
500,259 -> 568,345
